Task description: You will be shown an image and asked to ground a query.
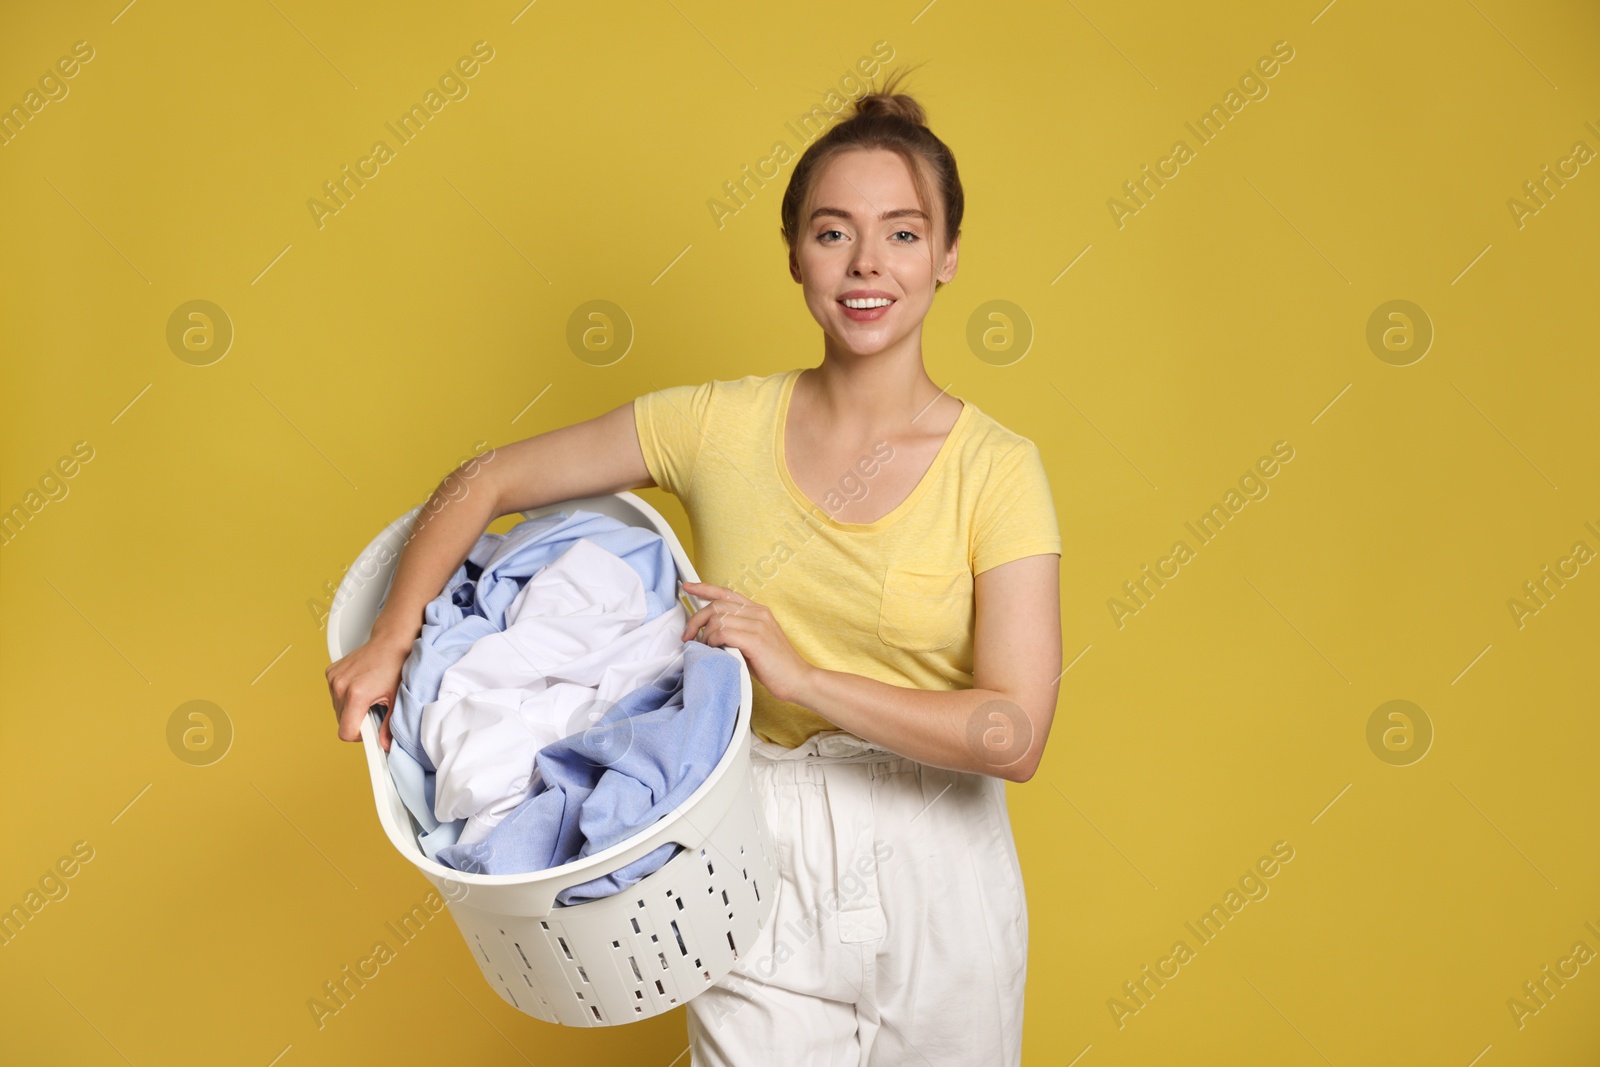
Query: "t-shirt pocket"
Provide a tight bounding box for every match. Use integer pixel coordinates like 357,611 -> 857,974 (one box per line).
876,567 -> 974,652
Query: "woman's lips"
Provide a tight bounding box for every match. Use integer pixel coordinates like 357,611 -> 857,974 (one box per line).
839,299 -> 895,322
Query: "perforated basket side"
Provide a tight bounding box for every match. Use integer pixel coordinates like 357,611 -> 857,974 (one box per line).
433,770 -> 779,1026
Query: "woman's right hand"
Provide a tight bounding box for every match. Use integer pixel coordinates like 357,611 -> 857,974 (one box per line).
326,632 -> 413,752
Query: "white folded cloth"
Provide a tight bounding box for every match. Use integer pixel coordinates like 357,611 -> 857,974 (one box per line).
419,538 -> 688,843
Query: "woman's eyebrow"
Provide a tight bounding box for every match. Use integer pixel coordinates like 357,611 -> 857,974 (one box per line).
809,206 -> 929,222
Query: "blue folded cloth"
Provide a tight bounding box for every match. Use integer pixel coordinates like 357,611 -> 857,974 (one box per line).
434,640 -> 742,906
384,743 -> 463,860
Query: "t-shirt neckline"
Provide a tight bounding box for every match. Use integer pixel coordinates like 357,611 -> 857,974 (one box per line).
772,367 -> 973,534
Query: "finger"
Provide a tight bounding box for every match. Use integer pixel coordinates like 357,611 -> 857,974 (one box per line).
681,603 -> 716,640
337,703 -> 362,742
680,580 -> 748,606
684,600 -> 749,639
338,692 -> 383,741
325,653 -> 349,680
685,596 -> 767,639
696,612 -> 756,648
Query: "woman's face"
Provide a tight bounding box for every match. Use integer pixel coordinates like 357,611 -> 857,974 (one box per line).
789,147 -> 958,357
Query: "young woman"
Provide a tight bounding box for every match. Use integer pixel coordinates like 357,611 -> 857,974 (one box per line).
327,69 -> 1062,1066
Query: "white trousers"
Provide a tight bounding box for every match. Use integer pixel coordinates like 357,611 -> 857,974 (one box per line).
687,730 -> 1029,1066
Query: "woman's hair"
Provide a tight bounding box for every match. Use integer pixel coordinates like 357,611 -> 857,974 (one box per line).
779,66 -> 963,292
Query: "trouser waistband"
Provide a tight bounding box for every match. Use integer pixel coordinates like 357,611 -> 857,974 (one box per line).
751,729 -> 911,767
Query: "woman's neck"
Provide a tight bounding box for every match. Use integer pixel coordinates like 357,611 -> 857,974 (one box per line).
808,338 -> 953,433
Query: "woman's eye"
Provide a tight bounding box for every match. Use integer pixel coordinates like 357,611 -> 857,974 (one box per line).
816,228 -> 919,243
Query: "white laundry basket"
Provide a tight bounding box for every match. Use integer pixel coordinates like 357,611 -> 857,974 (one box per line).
326,491 -> 778,1026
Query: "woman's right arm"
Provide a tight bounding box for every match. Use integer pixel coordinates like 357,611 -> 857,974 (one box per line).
325,399 -> 656,748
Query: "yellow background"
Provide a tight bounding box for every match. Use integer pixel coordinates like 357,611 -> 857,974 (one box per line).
2,1 -> 1597,1063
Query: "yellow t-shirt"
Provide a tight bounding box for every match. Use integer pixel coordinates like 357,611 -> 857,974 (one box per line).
633,367 -> 1062,749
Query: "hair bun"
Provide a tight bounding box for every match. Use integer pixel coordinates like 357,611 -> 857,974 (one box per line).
851,90 -> 926,127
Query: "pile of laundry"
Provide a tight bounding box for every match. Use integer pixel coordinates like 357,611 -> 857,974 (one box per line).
380,509 -> 742,906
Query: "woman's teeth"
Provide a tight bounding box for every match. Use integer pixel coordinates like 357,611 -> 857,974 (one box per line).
842,298 -> 894,308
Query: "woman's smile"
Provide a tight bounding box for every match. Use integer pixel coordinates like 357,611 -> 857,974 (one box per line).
838,289 -> 898,322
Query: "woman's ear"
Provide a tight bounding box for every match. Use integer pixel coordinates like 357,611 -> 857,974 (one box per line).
937,234 -> 959,286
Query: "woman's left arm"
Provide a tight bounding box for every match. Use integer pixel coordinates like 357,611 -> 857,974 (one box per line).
680,552 -> 1062,783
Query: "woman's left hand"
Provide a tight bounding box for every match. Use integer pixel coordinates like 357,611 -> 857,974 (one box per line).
679,581 -> 814,704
